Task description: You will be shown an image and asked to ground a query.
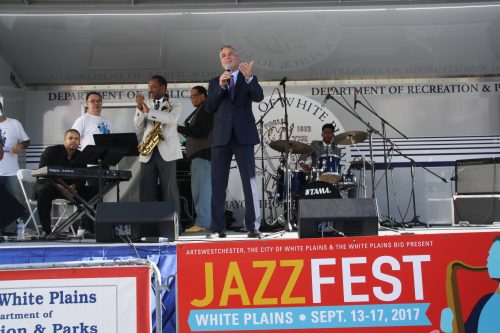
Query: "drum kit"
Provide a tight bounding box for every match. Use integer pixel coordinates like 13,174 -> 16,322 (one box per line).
267,130 -> 368,228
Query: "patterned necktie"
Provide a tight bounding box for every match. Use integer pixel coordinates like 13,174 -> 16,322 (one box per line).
154,100 -> 160,110
229,75 -> 235,98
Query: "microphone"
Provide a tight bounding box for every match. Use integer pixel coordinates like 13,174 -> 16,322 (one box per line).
321,93 -> 331,107
353,91 -> 358,110
225,63 -> 231,86
279,77 -> 287,86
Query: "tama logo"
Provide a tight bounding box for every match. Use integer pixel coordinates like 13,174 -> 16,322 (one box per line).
305,187 -> 331,196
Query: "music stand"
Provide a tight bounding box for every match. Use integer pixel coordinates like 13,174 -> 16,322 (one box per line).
94,133 -> 139,200
93,133 -> 139,157
73,145 -> 122,195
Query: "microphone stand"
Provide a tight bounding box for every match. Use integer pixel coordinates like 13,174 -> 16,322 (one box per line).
388,146 -> 448,227
255,95 -> 282,229
323,94 -> 381,197
280,79 -> 293,232
355,98 -> 406,229
260,81 -> 290,239
348,137 -> 372,198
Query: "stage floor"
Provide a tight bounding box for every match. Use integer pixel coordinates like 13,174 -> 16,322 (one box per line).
1,224 -> 500,247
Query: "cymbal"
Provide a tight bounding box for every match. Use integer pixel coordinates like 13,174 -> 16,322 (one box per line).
334,131 -> 367,146
269,140 -> 312,154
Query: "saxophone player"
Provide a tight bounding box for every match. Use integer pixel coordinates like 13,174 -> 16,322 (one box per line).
134,75 -> 182,217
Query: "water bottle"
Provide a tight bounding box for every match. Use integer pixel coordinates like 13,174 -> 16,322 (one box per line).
16,218 -> 25,241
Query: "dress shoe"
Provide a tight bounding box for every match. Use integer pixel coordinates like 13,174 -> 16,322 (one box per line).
185,225 -> 207,233
247,230 -> 262,239
206,231 -> 226,239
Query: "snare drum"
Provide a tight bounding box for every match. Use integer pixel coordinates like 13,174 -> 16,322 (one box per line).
338,171 -> 357,189
337,170 -> 358,198
277,169 -> 307,201
309,168 -> 320,182
318,154 -> 342,183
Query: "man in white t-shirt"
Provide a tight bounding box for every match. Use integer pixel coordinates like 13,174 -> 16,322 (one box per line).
0,101 -> 30,229
71,92 -> 116,234
71,91 -> 115,150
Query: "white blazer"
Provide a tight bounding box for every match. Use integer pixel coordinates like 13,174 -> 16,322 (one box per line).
134,99 -> 183,163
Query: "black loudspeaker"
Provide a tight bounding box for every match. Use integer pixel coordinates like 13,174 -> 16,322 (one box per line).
456,158 -> 500,194
0,186 -> 26,228
298,198 -> 379,238
95,202 -> 178,243
454,195 -> 500,225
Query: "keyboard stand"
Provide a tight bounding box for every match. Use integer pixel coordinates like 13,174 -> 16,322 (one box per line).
46,176 -> 126,238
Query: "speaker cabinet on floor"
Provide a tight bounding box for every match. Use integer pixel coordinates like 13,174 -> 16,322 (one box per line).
95,202 -> 178,242
298,198 -> 379,238
453,195 -> 500,225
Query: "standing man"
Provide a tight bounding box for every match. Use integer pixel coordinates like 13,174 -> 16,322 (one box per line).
298,123 -> 341,172
72,92 -> 115,150
177,86 -> 213,233
71,91 -> 115,234
0,101 -> 30,214
135,75 -> 182,217
206,45 -> 264,239
33,129 -> 95,237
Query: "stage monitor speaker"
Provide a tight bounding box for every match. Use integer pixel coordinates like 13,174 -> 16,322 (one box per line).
0,186 -> 26,229
454,195 -> 500,225
95,202 -> 178,243
456,158 -> 500,194
298,198 -> 379,238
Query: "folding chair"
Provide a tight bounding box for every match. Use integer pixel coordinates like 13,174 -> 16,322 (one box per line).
16,169 -> 76,237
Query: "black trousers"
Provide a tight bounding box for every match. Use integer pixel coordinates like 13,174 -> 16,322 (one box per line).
139,147 -> 180,217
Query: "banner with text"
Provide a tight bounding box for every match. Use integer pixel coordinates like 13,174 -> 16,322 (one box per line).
0,266 -> 151,333
177,232 -> 500,332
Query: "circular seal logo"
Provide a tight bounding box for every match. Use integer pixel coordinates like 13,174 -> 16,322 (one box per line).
252,93 -> 351,192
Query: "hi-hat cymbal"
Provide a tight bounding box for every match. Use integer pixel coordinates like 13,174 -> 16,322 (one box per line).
269,140 -> 312,154
334,131 -> 367,146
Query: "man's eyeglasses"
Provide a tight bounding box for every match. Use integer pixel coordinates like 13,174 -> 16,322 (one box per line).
87,100 -> 102,104
190,94 -> 201,98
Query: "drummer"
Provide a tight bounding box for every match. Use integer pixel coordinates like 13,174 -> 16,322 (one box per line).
298,123 -> 341,172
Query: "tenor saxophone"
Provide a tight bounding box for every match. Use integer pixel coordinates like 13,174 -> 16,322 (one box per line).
137,101 -> 172,156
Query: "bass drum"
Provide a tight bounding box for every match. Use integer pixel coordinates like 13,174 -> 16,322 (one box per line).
300,181 -> 342,199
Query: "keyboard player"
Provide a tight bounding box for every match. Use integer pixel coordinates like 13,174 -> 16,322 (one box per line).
33,129 -> 96,237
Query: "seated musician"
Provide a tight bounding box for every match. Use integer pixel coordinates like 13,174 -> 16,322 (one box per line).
33,129 -> 96,237
298,123 -> 341,172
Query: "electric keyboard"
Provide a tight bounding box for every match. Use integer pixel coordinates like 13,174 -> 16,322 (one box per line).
32,166 -> 132,181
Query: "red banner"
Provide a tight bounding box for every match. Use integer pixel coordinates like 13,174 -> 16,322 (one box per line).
177,232 -> 500,332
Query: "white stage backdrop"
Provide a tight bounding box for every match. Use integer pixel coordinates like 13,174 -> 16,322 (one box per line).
22,78 -> 500,226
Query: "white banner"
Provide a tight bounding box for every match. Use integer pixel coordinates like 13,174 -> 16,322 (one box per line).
0,266 -> 151,333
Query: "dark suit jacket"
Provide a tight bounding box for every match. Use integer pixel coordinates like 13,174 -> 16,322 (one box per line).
206,72 -> 264,147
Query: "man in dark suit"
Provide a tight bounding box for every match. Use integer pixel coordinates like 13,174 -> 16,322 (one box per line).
206,45 -> 264,239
